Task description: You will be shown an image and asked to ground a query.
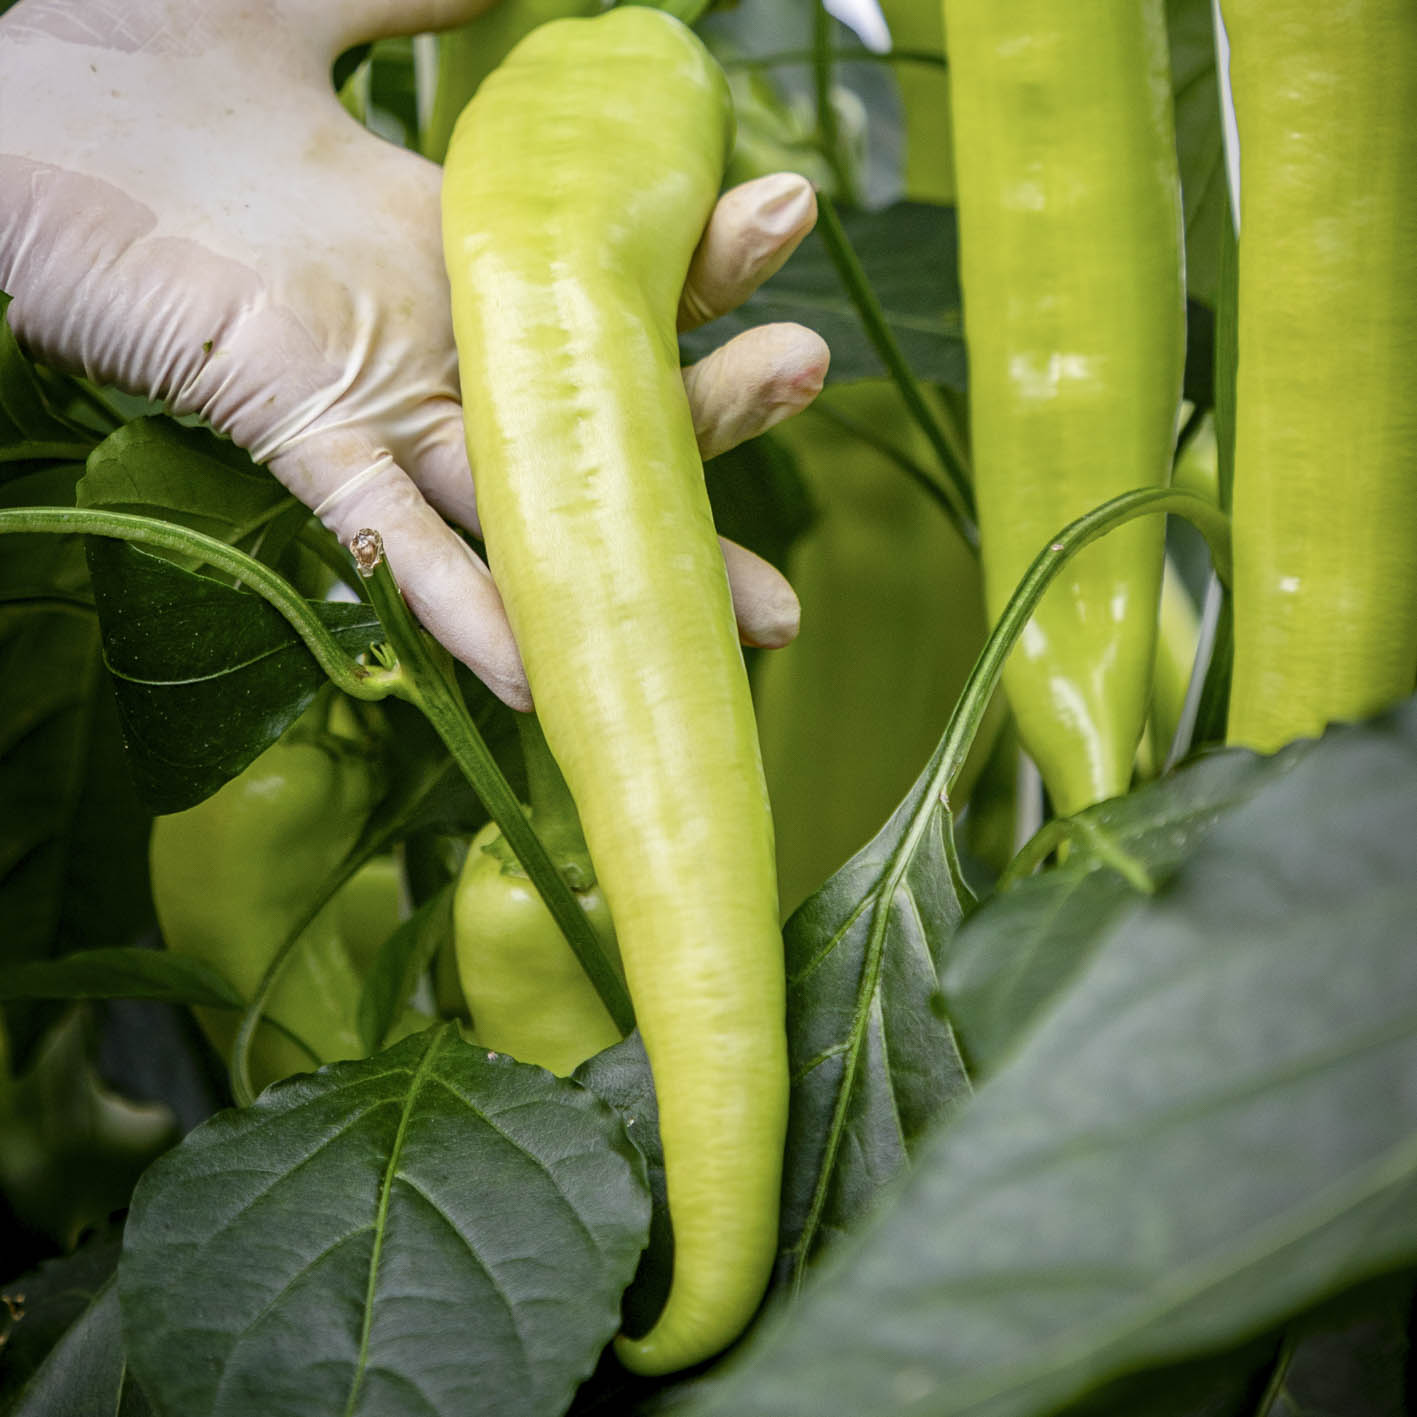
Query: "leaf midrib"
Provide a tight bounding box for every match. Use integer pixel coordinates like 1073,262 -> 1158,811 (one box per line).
343,1028 -> 448,1417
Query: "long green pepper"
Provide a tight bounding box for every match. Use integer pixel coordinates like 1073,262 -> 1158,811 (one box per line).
942,0 -> 1186,816
441,8 -> 786,1376
1222,0 -> 1417,753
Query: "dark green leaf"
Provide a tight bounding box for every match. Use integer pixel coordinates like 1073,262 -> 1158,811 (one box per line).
0,1276 -> 152,1417
0,948 -> 242,1009
0,1228 -> 121,1398
1056,1338 -> 1275,1417
0,292 -> 96,468
77,416 -> 290,548
1261,1275 -> 1415,1417
120,1025 -> 650,1417
1,464 -> 155,1064
942,745 -> 1289,1077
689,701 -> 1417,1417
679,203 -> 965,388
84,536 -> 380,812
575,1033 -> 669,1339
777,754 -> 973,1285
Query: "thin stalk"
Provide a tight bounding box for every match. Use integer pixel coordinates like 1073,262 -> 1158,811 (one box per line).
814,195 -> 979,545
349,531 -> 634,1037
996,817 -> 1068,890
926,487 -> 1231,811
0,506 -> 397,701
812,1 -> 854,199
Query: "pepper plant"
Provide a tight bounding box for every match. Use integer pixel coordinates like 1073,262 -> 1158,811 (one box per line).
2,1 -> 1416,1415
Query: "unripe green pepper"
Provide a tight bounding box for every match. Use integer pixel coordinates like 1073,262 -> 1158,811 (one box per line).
454,816 -> 621,1077
943,0 -> 1186,815
454,713 -> 623,1077
1222,0 -> 1417,752
150,708 -> 420,1093
442,8 -> 786,1375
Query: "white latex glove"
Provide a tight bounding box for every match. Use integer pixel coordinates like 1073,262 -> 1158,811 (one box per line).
0,0 -> 830,710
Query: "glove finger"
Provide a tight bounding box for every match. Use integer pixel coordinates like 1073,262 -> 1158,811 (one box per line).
274,438 -> 531,710
678,173 -> 817,333
397,400 -> 485,538
721,537 -> 800,649
684,321 -> 830,462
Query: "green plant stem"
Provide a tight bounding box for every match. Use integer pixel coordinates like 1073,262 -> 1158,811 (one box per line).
813,195 -> 979,545
931,487 -> 1230,810
0,506 -> 396,701
812,1 -> 854,200
996,817 -> 1068,890
350,530 -> 634,1038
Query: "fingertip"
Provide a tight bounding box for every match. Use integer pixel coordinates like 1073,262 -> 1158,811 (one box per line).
720,538 -> 801,650
678,173 -> 819,331
686,322 -> 832,461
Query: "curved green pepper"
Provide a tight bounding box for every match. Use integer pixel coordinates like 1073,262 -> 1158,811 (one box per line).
943,0 -> 1186,815
1222,0 -> 1417,752
442,8 -> 785,1375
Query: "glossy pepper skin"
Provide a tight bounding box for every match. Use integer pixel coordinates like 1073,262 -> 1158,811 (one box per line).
1223,1 -> 1417,753
442,8 -> 786,1376
943,0 -> 1186,816
454,814 -> 622,1077
150,717 -> 406,1093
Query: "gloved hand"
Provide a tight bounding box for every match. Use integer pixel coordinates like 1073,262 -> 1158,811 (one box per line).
0,0 -> 829,710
